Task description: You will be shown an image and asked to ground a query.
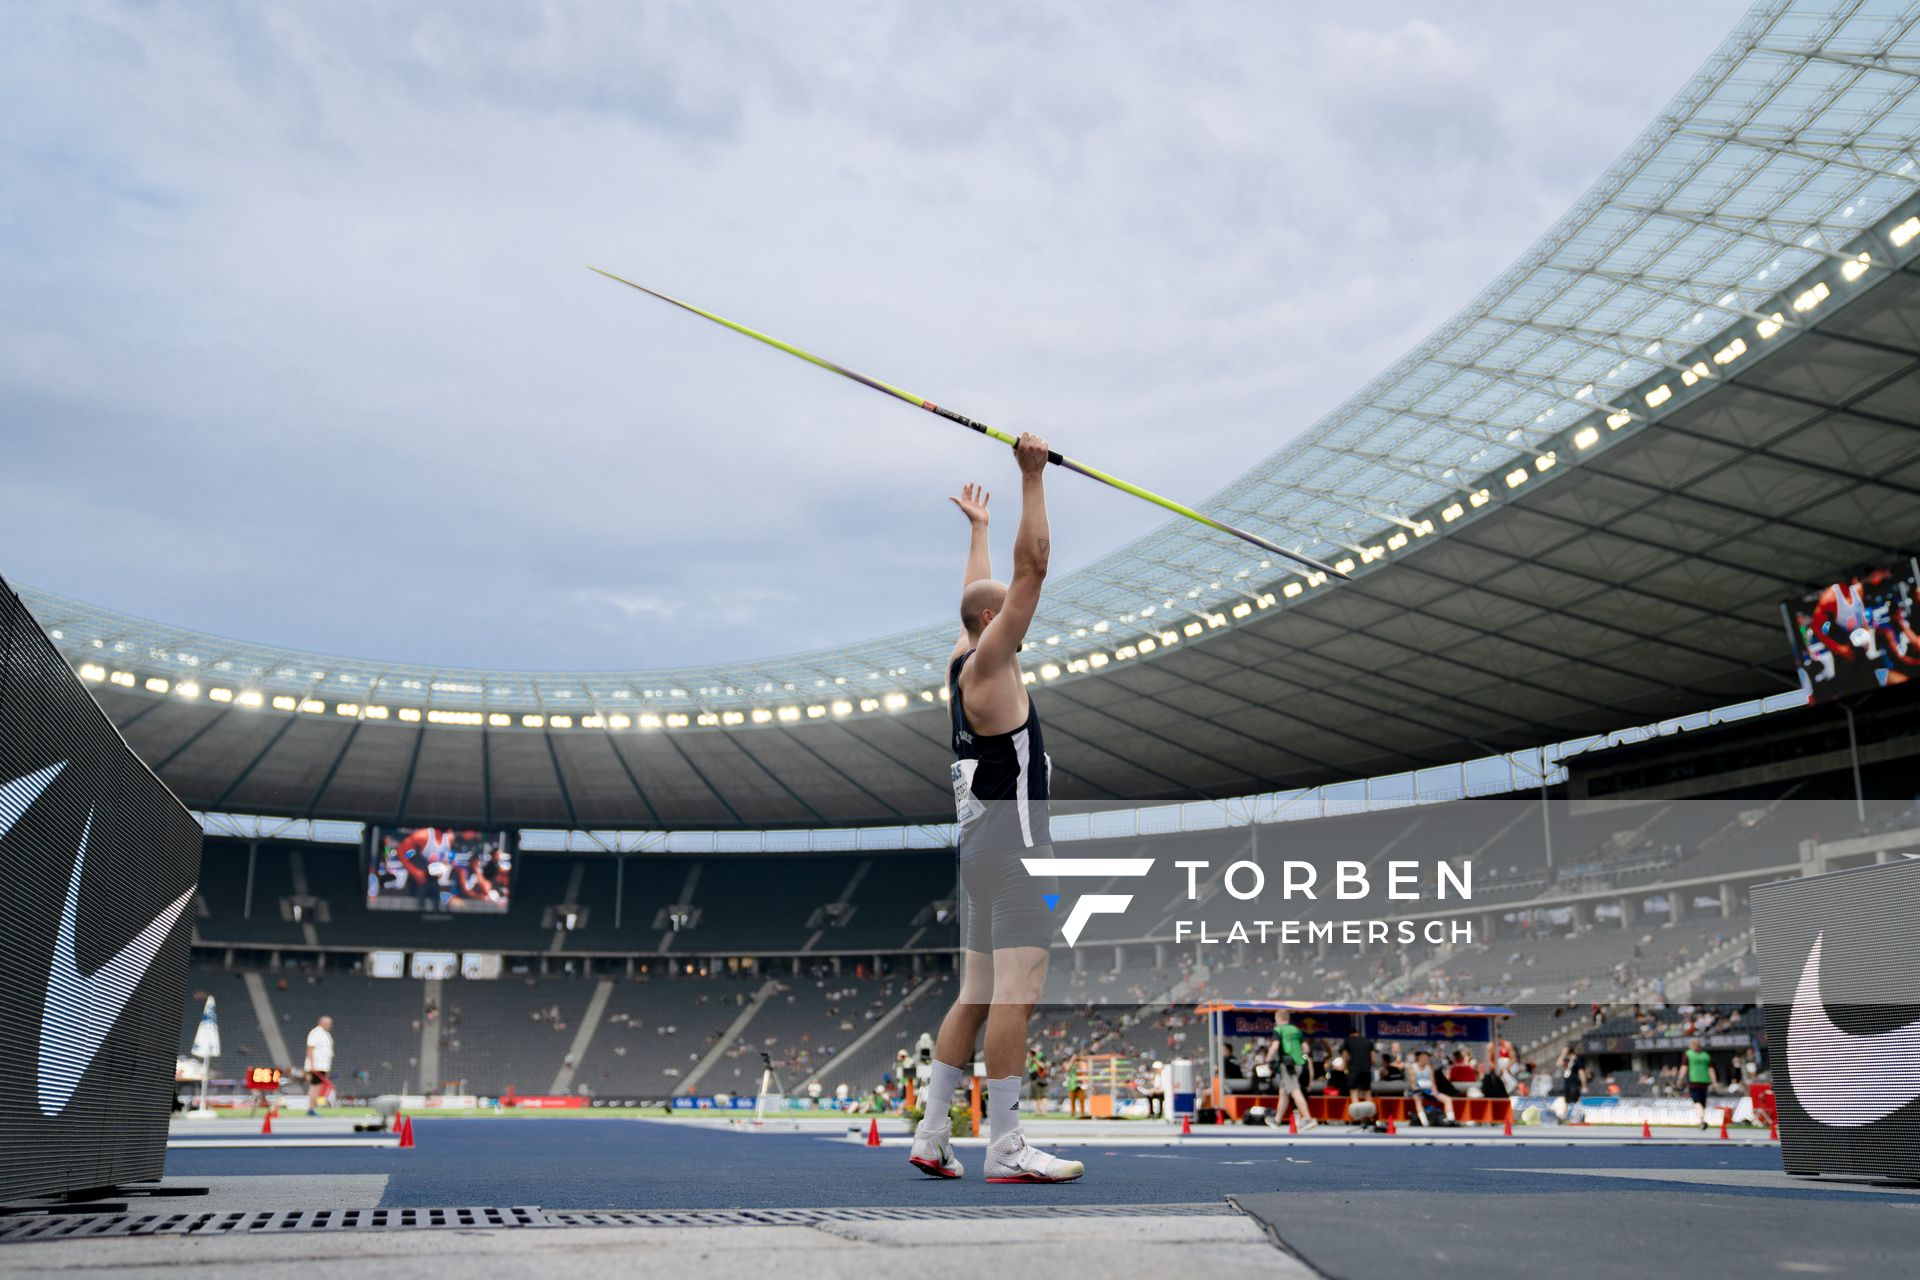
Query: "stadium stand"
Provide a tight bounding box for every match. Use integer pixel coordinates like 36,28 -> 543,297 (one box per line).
569,973 -> 761,1098
437,976 -> 595,1095
266,970 -> 426,1096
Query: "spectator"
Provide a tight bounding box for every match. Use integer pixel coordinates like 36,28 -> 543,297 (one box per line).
1408,1050 -> 1457,1125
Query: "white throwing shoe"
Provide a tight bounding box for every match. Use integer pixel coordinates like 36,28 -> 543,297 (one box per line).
908,1118 -> 964,1179
984,1131 -> 1084,1183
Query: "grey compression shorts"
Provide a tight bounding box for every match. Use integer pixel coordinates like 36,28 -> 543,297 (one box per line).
958,843 -> 1060,952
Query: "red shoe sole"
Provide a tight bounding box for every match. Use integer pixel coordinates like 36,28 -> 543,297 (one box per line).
909,1156 -> 961,1179
986,1172 -> 1084,1183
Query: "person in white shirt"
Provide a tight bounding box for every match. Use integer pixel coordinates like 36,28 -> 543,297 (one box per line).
304,1016 -> 335,1117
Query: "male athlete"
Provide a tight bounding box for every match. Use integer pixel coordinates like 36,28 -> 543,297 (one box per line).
909,432 -> 1083,1184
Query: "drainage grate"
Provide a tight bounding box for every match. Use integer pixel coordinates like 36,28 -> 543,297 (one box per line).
0,1201 -> 1232,1243
0,1206 -> 546,1244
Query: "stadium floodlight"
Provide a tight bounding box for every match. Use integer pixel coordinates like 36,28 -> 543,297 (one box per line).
299,699 -> 324,714
666,713 -> 689,727
1505,468 -> 1529,488
236,691 -> 262,708
489,713 -> 511,727
591,268 -> 1347,579
1137,637 -> 1157,653
751,708 -> 775,723
882,693 -> 908,711
1334,558 -> 1356,574
1757,312 -> 1784,339
364,705 -> 390,719
831,701 -> 853,717
1841,252 -> 1870,282
78,663 -> 105,682
1441,502 -> 1464,522
1231,602 -> 1252,619
175,681 -> 200,699
777,706 -> 801,721
398,706 -> 421,721
1088,653 -> 1109,669
1284,582 -> 1303,598
144,676 -> 169,693
1891,215 -> 1919,248
550,714 -> 574,728
1792,280 -> 1830,312
609,714 -> 632,729
1574,426 -> 1600,450
1534,452 -> 1556,472
1645,384 -> 1673,408
271,695 -> 295,710
523,714 -> 544,728
581,714 -> 604,728
207,686 -> 233,702
721,711 -> 744,725
1470,488 -> 1490,507
1183,621 -> 1203,637
336,702 -> 359,717
1713,337 -> 1747,365
1387,531 -> 1408,550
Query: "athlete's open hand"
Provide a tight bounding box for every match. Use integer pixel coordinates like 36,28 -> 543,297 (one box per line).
949,482 -> 990,527
1015,432 -> 1050,477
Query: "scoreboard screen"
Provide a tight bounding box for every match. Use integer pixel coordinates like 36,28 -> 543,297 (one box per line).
367,827 -> 512,914
1786,556 -> 1920,701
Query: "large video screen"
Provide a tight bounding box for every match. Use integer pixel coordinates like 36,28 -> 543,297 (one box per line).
367,826 -> 513,914
0,575 -> 202,1200
1786,556 -> 1920,702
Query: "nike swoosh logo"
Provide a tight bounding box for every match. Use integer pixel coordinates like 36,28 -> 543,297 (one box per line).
0,763 -> 195,1117
1786,931 -> 1920,1127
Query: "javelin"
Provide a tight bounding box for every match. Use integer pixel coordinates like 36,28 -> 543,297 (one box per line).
588,266 -> 1347,580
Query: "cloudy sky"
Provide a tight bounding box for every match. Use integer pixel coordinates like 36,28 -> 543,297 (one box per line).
1,1 -> 1752,671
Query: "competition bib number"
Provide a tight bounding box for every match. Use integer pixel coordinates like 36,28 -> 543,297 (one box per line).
950,759 -> 985,828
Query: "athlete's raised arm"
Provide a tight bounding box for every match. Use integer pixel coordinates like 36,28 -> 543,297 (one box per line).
949,483 -> 992,665
973,433 -> 1050,672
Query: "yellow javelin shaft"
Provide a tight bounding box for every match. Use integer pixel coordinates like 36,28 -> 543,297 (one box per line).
588,267 -> 1346,579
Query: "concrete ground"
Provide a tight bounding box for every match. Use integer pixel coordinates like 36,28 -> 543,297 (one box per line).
3,1116 -> 1910,1278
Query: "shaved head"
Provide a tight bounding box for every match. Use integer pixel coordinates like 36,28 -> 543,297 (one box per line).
960,578 -> 1007,640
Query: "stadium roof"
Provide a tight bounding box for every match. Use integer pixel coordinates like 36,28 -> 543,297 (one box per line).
26,0 -> 1920,828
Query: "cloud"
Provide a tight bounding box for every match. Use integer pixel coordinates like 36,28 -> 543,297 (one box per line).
0,0 -> 1751,669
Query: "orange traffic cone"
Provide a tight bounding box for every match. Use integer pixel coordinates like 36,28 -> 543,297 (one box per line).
865,1118 -> 881,1148
1768,1115 -> 1779,1142
1286,1110 -> 1298,1135
1641,1119 -> 1652,1139
260,1110 -> 273,1135
1384,1117 -> 1396,1136
1719,1114 -> 1729,1141
1181,1114 -> 1192,1136
397,1116 -> 415,1149
1502,1113 -> 1513,1137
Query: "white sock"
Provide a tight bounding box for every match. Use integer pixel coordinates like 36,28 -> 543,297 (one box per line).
988,1076 -> 1022,1145
926,1060 -> 965,1120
